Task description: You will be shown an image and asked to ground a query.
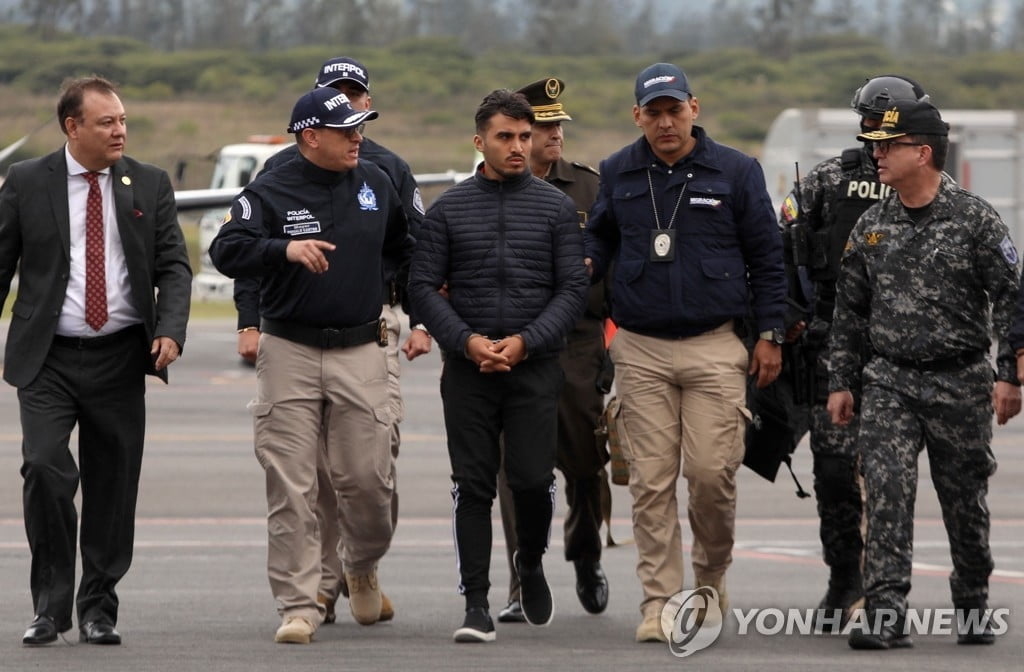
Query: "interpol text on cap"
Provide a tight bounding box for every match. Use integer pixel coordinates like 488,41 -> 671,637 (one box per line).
287,88 -> 379,134
315,57 -> 370,92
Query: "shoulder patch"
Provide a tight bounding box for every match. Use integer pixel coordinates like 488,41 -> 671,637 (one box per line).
237,195 -> 251,221
571,161 -> 599,176
412,187 -> 425,215
999,235 -> 1019,267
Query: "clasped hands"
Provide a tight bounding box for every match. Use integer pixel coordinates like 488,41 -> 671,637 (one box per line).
466,334 -> 526,373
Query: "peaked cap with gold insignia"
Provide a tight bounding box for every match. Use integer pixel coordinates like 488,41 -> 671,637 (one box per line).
515,77 -> 572,123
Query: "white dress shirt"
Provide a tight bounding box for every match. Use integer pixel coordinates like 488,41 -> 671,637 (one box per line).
57,146 -> 141,337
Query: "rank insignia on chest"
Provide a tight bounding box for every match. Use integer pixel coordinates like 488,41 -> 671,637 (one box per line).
358,182 -> 379,211
865,231 -> 885,246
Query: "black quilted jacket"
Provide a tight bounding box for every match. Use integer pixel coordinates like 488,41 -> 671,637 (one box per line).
408,168 -> 587,359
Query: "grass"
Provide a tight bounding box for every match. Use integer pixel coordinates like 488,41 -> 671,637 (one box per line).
189,299 -> 236,320
0,84 -> 640,193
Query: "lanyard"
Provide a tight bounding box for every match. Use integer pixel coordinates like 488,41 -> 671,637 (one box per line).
646,169 -> 686,230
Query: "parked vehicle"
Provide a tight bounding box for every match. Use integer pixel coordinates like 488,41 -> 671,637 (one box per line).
183,136 -> 473,300
186,136 -> 293,300
762,108 -> 1024,244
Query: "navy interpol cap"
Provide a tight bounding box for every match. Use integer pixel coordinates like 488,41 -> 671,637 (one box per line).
515,77 -> 572,122
287,88 -> 378,134
315,57 -> 370,92
635,63 -> 691,107
856,99 -> 949,141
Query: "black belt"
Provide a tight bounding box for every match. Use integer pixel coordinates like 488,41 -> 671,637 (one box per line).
886,349 -> 986,372
261,317 -> 387,349
52,324 -> 143,349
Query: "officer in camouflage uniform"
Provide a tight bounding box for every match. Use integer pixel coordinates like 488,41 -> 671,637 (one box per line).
495,77 -> 612,623
827,99 -> 1021,650
779,75 -> 929,625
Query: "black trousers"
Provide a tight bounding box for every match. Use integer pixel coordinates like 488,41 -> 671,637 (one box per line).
18,326 -> 148,629
441,355 -> 562,609
498,319 -> 609,596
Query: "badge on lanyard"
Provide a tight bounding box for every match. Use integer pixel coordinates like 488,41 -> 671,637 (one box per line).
650,229 -> 675,262
646,168 -> 683,263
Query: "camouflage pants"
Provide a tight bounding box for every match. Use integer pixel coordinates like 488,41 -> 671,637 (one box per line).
858,357 -> 997,615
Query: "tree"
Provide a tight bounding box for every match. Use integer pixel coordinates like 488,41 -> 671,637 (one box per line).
1012,0 -> 1024,50
753,0 -> 818,58
20,0 -> 80,37
896,0 -> 944,53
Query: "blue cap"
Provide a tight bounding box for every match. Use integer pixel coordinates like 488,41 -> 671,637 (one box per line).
635,63 -> 691,107
315,57 -> 370,92
287,88 -> 378,134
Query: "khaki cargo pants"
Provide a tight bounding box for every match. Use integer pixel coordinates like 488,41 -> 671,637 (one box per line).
251,332 -> 394,623
610,324 -> 749,617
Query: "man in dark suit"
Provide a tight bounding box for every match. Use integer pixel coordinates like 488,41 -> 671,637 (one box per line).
0,76 -> 192,647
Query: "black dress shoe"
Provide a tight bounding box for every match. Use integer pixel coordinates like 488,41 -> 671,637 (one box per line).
79,621 -> 121,645
574,559 -> 609,614
22,615 -> 59,646
497,599 -> 526,623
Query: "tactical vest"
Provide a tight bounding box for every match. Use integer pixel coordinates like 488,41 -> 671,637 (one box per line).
809,147 -> 892,320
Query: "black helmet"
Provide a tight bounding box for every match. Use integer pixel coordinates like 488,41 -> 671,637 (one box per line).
850,75 -> 929,120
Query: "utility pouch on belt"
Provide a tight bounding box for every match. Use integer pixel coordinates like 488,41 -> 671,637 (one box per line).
596,396 -> 629,486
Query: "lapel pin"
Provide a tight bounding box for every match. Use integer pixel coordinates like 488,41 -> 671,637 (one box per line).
121,176 -> 131,186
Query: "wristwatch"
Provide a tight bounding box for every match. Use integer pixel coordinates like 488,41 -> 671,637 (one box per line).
759,328 -> 785,345
412,323 -> 430,337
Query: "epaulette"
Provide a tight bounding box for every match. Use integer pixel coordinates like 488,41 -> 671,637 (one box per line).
572,161 -> 599,176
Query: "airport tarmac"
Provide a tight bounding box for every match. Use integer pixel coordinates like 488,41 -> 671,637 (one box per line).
0,317 -> 1021,671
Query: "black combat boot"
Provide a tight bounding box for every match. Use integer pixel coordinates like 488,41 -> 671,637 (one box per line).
848,606 -> 912,650
815,565 -> 862,632
956,602 -> 996,645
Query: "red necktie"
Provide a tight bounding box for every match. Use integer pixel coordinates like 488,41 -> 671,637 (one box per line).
82,172 -> 108,331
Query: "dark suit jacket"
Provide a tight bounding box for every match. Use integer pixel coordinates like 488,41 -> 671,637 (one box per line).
0,148 -> 192,387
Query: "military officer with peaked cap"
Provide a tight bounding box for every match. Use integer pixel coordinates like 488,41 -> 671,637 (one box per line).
494,76 -> 614,623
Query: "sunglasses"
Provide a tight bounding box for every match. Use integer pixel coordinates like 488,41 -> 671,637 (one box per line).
872,140 -> 924,155
341,123 -> 366,139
